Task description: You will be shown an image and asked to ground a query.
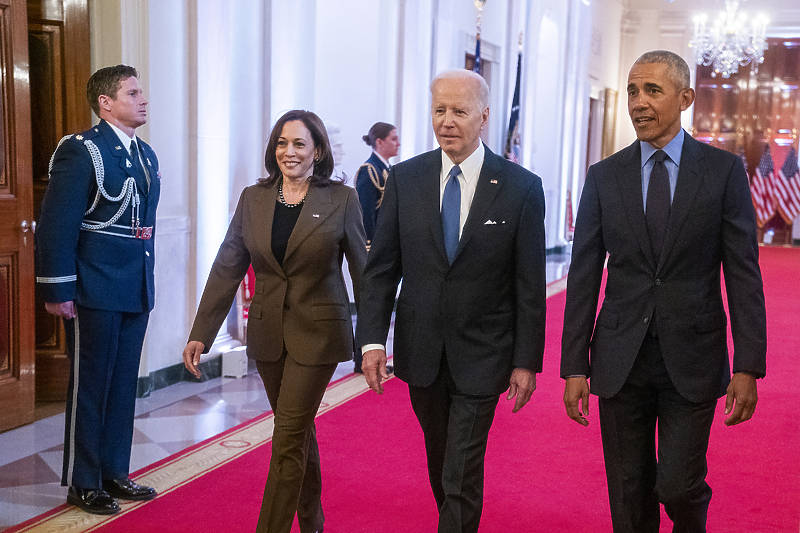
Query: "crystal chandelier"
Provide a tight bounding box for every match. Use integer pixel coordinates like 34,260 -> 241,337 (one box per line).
688,0 -> 768,78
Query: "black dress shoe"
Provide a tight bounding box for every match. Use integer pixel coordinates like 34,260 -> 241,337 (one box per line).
102,477 -> 157,501
67,487 -> 120,515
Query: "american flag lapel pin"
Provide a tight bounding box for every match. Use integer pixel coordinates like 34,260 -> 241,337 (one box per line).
490,179 -> 498,184
312,214 -> 320,218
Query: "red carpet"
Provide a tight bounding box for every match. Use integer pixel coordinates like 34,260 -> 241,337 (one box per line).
10,246 -> 800,532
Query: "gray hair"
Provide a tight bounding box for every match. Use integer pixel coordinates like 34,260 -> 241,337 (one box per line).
430,69 -> 490,110
633,50 -> 691,90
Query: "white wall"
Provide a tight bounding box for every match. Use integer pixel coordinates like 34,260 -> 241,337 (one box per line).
313,0 -> 400,180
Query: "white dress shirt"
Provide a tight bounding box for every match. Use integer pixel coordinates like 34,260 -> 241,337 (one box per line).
440,142 -> 485,238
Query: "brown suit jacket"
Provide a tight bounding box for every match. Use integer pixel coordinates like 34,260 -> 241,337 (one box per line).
189,181 -> 367,364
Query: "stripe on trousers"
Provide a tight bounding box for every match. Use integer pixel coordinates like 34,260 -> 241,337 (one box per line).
65,310 -> 81,486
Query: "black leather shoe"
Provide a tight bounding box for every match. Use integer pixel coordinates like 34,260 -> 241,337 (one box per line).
353,365 -> 363,374
67,487 -> 120,515
386,365 -> 394,374
102,478 -> 157,501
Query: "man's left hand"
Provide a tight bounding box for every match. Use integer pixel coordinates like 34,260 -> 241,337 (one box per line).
724,372 -> 758,426
507,368 -> 537,413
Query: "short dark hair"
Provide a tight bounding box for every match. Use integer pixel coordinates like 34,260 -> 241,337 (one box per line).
261,110 -> 338,188
362,122 -> 396,148
633,50 -> 691,90
86,65 -> 139,117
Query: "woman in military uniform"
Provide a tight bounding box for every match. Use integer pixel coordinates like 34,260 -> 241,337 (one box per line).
354,122 -> 400,250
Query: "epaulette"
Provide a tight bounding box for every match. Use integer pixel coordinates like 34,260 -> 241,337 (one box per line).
76,125 -> 102,141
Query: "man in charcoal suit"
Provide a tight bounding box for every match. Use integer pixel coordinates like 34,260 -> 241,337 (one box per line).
561,50 -> 767,533
356,68 -> 546,533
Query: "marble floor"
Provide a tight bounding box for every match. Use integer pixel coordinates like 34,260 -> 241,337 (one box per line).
0,254 -> 570,531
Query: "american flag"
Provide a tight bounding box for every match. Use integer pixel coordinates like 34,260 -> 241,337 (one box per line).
473,34 -> 483,76
750,144 -> 776,227
504,50 -> 522,164
774,146 -> 800,223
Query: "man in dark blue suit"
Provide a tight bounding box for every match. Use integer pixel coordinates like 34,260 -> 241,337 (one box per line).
356,69 -> 546,533
561,51 -> 766,533
36,65 -> 160,515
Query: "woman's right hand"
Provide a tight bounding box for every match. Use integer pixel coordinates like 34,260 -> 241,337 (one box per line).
183,341 -> 206,379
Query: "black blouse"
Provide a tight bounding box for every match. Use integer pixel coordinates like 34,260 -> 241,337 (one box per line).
271,200 -> 303,266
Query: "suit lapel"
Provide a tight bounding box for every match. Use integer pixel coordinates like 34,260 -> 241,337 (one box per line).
284,184 -> 335,262
658,134 -> 704,271
456,146 -> 502,259
616,141 -> 658,271
419,151 -> 449,263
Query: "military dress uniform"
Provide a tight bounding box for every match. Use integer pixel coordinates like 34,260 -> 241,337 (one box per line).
35,119 -> 160,491
354,152 -> 389,249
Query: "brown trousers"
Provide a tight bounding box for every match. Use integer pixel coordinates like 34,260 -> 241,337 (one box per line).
254,354 -> 337,533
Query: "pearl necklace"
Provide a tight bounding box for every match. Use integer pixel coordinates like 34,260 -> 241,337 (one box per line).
278,180 -> 307,208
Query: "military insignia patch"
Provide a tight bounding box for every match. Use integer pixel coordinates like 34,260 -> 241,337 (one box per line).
75,135 -> 84,140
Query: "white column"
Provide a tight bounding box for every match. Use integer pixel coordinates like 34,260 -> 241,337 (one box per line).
194,0 -> 231,299
270,0 -> 317,118
192,0 -> 240,355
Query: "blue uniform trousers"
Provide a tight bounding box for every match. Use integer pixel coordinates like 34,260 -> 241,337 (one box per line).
62,305 -> 149,489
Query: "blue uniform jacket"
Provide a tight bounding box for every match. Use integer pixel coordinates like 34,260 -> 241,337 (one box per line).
35,119 -> 160,313
354,152 -> 389,247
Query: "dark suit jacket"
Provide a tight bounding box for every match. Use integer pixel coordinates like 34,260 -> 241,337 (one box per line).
561,133 -> 767,403
356,145 -> 547,396
355,152 -> 389,247
36,119 -> 160,313
189,181 -> 367,365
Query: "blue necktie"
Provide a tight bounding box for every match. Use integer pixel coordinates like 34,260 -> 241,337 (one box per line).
442,165 -> 462,264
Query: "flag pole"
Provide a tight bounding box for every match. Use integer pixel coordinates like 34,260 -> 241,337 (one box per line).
473,0 -> 486,75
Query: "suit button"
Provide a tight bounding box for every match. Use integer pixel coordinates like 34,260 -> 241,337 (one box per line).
655,278 -> 661,285
643,316 -> 650,324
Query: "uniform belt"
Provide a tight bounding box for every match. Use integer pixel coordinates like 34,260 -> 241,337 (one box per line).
81,223 -> 153,240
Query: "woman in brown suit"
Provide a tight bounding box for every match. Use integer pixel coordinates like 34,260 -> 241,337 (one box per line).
182,110 -> 367,533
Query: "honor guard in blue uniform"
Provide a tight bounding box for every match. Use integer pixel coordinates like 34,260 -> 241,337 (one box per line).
353,122 -> 399,374
35,65 -> 160,515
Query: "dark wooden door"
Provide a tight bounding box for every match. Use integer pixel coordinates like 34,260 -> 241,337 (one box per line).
0,0 -> 35,432
28,0 -> 91,401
